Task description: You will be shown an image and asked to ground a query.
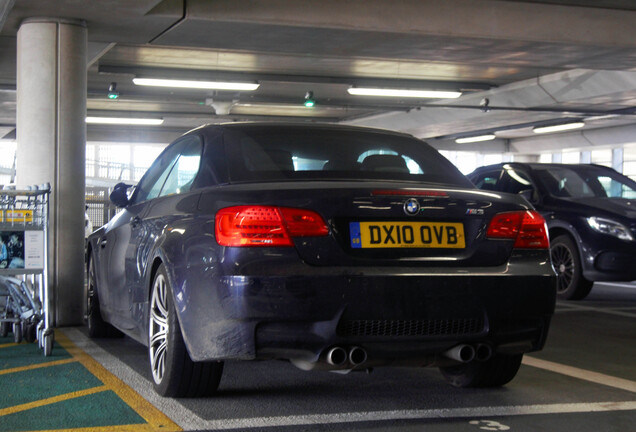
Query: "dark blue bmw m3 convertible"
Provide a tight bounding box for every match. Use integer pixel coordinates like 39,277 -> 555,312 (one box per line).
86,123 -> 556,397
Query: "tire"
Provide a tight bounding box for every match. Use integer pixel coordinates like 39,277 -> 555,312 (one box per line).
148,264 -> 224,397
86,255 -> 123,338
440,353 -> 523,388
0,321 -> 8,338
13,322 -> 22,343
25,323 -> 37,343
43,332 -> 54,356
550,235 -> 593,300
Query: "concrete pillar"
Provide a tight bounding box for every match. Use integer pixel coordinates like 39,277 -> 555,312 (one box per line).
16,18 -> 87,326
513,154 -> 540,163
612,148 -> 624,173
580,151 -> 591,164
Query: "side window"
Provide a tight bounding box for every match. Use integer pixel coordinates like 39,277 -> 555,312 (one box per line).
130,136 -> 196,204
597,175 -> 636,199
541,168 -> 594,198
472,170 -> 503,191
146,158 -> 178,201
158,139 -> 203,197
502,168 -> 534,194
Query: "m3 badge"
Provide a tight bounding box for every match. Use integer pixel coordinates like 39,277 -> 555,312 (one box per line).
466,208 -> 485,215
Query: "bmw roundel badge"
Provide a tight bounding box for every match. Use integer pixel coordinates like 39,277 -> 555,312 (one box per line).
403,198 -> 420,216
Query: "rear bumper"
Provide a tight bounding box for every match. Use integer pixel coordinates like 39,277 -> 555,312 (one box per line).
252,274 -> 553,366
176,253 -> 556,365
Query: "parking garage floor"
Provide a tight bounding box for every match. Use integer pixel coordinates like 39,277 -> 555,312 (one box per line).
1,282 -> 635,432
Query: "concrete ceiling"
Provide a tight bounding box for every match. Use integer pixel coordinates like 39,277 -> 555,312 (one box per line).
2,0 -> 636,153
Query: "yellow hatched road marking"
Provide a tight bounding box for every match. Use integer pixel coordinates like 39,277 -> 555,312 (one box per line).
0,342 -> 20,349
0,358 -> 76,376
18,425 -> 159,432
0,385 -> 109,416
55,330 -> 182,431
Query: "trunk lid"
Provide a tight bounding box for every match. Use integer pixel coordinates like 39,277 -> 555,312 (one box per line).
199,181 -> 529,267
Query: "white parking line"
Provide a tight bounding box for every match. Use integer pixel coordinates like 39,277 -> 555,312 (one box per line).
523,356 -> 636,393
556,303 -> 636,318
594,282 -> 636,290
194,401 -> 636,430
62,328 -> 636,431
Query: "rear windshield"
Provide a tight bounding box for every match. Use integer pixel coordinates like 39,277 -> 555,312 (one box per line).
219,126 -> 472,187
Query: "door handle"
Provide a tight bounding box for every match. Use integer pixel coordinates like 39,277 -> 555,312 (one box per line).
131,216 -> 141,228
99,239 -> 107,249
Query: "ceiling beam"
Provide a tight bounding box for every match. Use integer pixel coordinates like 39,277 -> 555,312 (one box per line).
97,65 -> 495,91
0,0 -> 15,32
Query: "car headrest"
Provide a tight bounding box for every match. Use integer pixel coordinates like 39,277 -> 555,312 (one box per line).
361,154 -> 409,173
322,160 -> 360,171
265,149 -> 294,171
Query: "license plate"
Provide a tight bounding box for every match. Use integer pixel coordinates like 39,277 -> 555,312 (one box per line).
350,221 -> 465,249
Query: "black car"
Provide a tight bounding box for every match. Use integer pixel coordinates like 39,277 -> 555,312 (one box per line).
86,123 -> 555,397
468,162 -> 636,300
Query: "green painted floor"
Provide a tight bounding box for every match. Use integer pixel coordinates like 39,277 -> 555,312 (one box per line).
0,331 -> 180,432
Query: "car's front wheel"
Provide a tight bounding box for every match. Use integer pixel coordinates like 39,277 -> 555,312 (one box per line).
439,353 -> 523,388
550,235 -> 593,300
148,263 -> 224,397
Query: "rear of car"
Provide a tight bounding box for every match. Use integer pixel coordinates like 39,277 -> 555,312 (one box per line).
89,123 -> 556,397
170,125 -> 555,389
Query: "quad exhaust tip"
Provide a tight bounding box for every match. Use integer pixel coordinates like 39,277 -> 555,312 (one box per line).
475,343 -> 493,362
325,346 -> 368,367
444,343 -> 493,363
444,344 -> 476,363
326,346 -> 348,366
349,346 -> 368,366
304,343 -> 491,371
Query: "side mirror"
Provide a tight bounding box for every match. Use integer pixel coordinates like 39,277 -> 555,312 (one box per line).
110,182 -> 131,207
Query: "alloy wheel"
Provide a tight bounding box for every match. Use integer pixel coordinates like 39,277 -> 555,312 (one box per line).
551,243 -> 574,293
149,273 -> 169,385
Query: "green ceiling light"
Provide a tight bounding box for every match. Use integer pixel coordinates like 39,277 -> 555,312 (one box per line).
304,91 -> 316,107
107,82 -> 119,99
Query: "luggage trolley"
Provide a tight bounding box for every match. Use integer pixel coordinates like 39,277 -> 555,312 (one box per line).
0,183 -> 53,355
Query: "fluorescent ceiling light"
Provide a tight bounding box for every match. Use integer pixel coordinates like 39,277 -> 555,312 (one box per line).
348,87 -> 462,99
133,77 -> 259,91
584,114 -> 620,122
533,122 -> 584,134
455,134 -> 496,144
86,116 -> 164,125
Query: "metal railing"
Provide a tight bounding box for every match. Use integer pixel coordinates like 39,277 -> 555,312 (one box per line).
86,187 -> 119,229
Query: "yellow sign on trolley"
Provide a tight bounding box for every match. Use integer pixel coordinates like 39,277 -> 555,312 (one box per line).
2,210 -> 34,223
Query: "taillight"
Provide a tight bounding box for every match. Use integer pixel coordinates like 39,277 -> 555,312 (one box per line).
215,206 -> 328,247
486,210 -> 549,249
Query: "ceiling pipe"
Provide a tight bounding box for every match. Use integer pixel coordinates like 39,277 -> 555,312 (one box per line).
206,99 -> 236,115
